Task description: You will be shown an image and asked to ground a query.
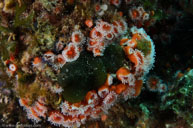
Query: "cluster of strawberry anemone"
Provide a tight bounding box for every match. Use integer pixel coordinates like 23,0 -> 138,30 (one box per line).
19,26 -> 155,127
18,73 -> 143,127
88,19 -> 127,56
129,6 -> 150,25
120,26 -> 155,76
19,97 -> 48,123
32,30 -> 85,71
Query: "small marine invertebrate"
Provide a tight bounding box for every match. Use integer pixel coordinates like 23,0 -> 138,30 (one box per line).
55,41 -> 64,52
8,64 -> 17,72
110,0 -> 121,7
129,7 -> 141,21
146,75 -> 161,91
85,19 -> 93,28
116,67 -> 136,85
55,54 -> 66,68
19,98 -> 30,108
71,30 -> 85,45
104,74 -> 114,86
98,85 -> 110,98
26,107 -> 42,123
90,27 -> 104,40
102,91 -> 118,110
44,51 -> 55,63
118,19 -> 128,34
48,111 -> 65,126
4,62 -> 18,76
33,57 -> 43,70
146,75 -> 167,92
115,83 -> 127,94
62,43 -> 80,62
158,83 -> 167,93
33,101 -> 47,118
85,90 -> 99,105
94,3 -> 108,16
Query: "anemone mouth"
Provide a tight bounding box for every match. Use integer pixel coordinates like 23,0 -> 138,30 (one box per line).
57,43 -> 127,103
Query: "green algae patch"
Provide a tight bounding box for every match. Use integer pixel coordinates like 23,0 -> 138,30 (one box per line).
58,52 -> 107,103
102,43 -> 126,73
58,43 -> 127,103
136,39 -> 151,56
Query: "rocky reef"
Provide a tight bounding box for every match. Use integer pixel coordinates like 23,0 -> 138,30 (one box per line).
0,0 -> 192,128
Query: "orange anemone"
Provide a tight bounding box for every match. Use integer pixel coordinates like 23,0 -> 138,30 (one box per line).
131,9 -> 140,19
120,38 -> 129,45
33,57 -> 42,65
116,67 -> 130,81
128,53 -> 139,67
115,84 -> 127,94
133,80 -> 143,97
85,19 -> 93,28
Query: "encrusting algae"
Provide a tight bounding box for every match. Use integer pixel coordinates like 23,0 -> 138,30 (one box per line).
0,0 -> 158,127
